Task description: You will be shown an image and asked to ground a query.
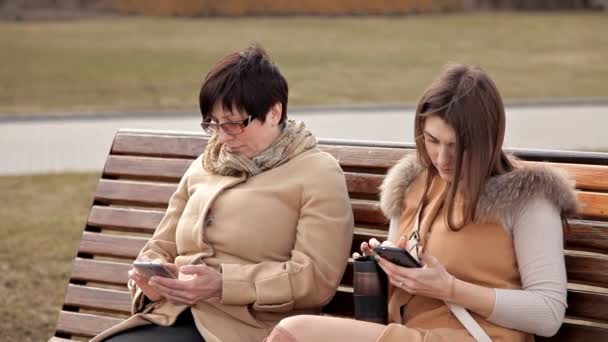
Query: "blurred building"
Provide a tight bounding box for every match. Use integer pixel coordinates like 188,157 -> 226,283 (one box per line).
0,0 -> 605,19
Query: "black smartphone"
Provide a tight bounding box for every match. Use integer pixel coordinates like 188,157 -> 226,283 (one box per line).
374,246 -> 422,268
133,261 -> 176,279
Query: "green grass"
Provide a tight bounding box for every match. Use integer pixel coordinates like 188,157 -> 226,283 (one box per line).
0,13 -> 607,116
0,173 -> 99,342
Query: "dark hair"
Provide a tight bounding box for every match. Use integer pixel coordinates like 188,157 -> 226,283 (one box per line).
199,44 -> 288,124
414,63 -> 513,231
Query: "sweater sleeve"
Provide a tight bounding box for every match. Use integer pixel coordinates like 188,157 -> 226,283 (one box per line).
219,156 -> 354,312
488,197 -> 568,337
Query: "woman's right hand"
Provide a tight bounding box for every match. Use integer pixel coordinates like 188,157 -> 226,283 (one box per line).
129,268 -> 163,301
352,236 -> 406,260
352,238 -> 396,259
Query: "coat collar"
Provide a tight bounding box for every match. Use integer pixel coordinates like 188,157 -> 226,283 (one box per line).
379,153 -> 578,220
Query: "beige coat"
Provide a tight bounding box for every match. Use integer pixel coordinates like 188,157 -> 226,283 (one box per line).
92,147 -> 354,342
376,155 -> 576,342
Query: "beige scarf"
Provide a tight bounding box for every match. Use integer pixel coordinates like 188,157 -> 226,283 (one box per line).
202,119 -> 317,177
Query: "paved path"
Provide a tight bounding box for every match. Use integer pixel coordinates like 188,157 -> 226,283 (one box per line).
1,104 -> 606,175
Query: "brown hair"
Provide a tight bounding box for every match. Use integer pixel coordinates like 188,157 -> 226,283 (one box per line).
199,44 -> 288,124
414,63 -> 513,231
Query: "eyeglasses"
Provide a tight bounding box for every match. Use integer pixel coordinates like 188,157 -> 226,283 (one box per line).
200,115 -> 253,136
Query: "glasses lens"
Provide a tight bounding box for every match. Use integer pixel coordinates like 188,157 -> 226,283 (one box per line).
221,122 -> 245,135
201,122 -> 217,135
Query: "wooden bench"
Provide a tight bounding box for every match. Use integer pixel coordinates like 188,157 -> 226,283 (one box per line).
50,129 -> 608,341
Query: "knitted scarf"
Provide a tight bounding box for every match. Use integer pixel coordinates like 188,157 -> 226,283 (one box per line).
202,120 -> 317,177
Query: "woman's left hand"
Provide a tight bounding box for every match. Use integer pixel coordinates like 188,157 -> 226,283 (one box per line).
377,252 -> 455,302
148,264 -> 223,305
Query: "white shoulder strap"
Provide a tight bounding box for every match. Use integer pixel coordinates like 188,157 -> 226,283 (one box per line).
387,216 -> 400,242
447,303 -> 492,342
389,218 -> 492,342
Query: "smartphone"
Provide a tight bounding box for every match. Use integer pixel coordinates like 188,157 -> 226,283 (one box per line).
374,246 -> 422,268
133,261 -> 176,279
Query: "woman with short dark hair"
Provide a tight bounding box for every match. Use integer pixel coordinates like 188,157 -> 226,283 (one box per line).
266,63 -> 576,342
91,45 -> 354,342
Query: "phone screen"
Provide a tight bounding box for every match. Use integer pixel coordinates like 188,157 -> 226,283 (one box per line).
374,246 -> 422,268
133,261 -> 176,279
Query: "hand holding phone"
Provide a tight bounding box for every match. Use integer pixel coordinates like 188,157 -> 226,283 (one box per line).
373,246 -> 422,268
133,261 -> 176,279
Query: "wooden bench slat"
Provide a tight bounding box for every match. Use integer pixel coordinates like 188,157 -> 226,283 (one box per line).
64,284 -> 131,314
79,232 -> 147,259
345,172 -> 383,197
536,322 -> 608,342
565,254 -> 608,288
87,206 -> 163,234
567,290 -> 608,323
71,258 -> 130,285
351,199 -> 388,226
565,219 -> 608,253
94,179 -> 177,208
111,133 -> 206,158
56,311 -> 124,337
104,155 -> 191,181
320,145 -> 411,171
545,162 -> 608,192
577,192 -> 608,220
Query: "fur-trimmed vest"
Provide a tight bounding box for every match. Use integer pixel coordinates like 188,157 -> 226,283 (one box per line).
377,154 -> 577,342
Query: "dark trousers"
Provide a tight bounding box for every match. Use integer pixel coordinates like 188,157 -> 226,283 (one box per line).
104,310 -> 204,341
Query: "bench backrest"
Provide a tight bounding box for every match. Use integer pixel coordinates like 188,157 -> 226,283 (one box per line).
51,129 -> 608,341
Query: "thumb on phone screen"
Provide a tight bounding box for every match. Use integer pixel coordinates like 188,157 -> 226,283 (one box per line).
129,269 -> 163,301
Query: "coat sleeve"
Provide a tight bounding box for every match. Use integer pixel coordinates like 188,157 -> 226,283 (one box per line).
219,154 -> 354,312
137,166 -> 192,263
129,158 -> 196,313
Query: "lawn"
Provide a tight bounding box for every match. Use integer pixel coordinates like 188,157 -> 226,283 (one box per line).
0,13 -> 606,116
0,173 -> 99,342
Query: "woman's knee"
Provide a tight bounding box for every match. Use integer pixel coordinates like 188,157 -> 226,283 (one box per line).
266,315 -> 318,342
277,314 -> 318,334
275,315 -> 384,342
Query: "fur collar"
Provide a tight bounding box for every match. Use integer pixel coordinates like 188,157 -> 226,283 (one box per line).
379,154 -> 578,220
